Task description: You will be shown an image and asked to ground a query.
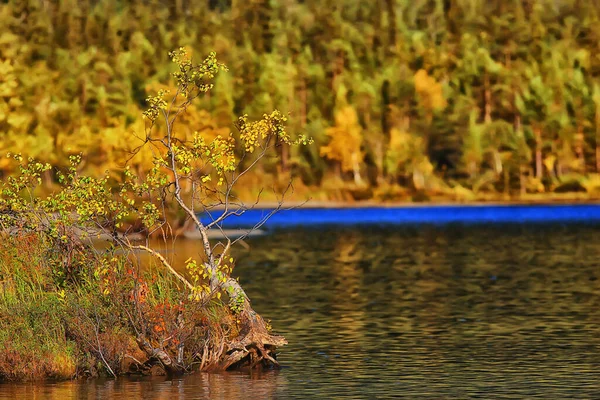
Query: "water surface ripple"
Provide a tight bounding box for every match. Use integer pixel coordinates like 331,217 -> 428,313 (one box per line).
2,224 -> 600,399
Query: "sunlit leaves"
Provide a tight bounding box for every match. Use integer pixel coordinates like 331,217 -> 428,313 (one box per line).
0,60 -> 18,98
414,69 -> 447,114
169,48 -> 227,96
321,106 -> 363,177
142,90 -> 169,122
237,110 -> 303,153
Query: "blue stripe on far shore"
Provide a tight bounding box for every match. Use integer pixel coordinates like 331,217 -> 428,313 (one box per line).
197,204 -> 600,229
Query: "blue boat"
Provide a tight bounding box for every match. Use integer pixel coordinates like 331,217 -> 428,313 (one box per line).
197,203 -> 600,230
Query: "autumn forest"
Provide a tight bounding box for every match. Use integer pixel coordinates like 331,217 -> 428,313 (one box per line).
3,0 -> 600,202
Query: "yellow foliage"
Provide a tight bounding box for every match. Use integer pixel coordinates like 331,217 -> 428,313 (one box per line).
386,128 -> 435,189
582,174 -> 600,193
388,128 -> 413,163
0,60 -> 18,98
181,107 -> 230,144
414,69 -> 447,113
102,117 -> 154,171
543,155 -> 556,174
321,106 -> 363,173
452,184 -> 477,201
526,177 -> 545,193
386,128 -> 429,174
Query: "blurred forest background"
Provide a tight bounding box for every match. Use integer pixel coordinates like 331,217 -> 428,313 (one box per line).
3,0 -> 600,202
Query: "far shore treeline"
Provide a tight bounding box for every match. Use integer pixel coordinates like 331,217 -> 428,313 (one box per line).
3,0 -> 600,202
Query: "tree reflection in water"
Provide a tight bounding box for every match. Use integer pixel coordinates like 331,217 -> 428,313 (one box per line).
1,224 -> 600,398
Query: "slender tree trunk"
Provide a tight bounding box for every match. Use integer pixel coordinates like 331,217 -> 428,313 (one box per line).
519,165 -> 526,196
402,108 -> 411,131
575,127 -> 585,172
332,51 -> 344,90
279,76 -> 296,172
413,169 -> 424,190
375,141 -> 384,185
514,114 -> 525,195
534,126 -> 542,179
279,138 -> 289,172
385,0 -> 397,53
556,151 -> 564,178
468,161 -> 478,179
595,107 -> 600,172
300,78 -> 307,128
493,151 -> 502,175
352,154 -> 363,185
374,0 -> 384,54
484,74 -> 492,124
334,163 -> 342,181
596,134 -> 600,173
257,0 -> 273,53
169,0 -> 183,18
381,80 -> 391,141
484,74 -> 501,175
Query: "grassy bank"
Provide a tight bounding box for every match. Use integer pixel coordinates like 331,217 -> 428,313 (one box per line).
0,229 -> 247,381
0,232 -> 140,380
0,233 -> 84,380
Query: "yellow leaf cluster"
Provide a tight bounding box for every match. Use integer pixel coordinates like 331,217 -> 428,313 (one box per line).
0,60 -> 18,97
386,128 -> 433,182
414,69 -> 447,112
320,106 -> 363,173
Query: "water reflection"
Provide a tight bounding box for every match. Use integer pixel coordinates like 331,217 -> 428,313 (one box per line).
0,371 -> 288,400
232,224 -> 600,398
2,224 -> 600,398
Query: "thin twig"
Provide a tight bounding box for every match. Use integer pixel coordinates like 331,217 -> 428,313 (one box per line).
131,244 -> 194,291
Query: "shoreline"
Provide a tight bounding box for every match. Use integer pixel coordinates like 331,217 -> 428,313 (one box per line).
202,198 -> 600,211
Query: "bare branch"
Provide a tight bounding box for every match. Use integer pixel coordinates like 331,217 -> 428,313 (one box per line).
131,244 -> 194,291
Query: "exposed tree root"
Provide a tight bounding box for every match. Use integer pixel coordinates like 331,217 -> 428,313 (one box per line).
215,299 -> 287,371
136,334 -> 186,376
132,290 -> 286,374
209,278 -> 287,371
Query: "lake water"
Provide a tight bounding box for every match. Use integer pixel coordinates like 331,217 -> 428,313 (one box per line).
2,223 -> 600,398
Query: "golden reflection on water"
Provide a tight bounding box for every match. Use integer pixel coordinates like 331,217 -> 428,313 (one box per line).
330,232 -> 366,345
1,371 -> 287,400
